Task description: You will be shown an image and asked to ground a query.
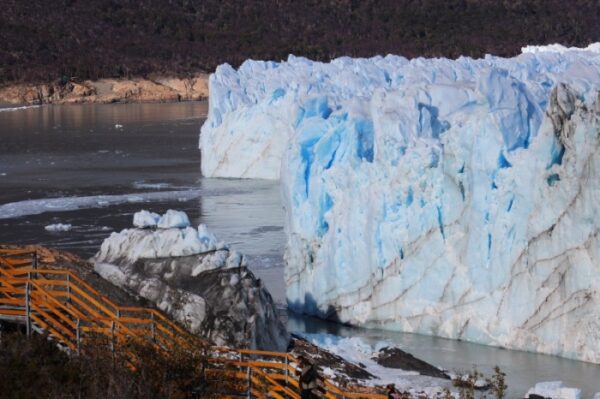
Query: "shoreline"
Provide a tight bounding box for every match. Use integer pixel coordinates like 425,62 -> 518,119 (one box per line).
0,74 -> 209,106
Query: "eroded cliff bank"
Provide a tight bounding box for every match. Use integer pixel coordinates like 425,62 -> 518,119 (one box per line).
0,75 -> 208,105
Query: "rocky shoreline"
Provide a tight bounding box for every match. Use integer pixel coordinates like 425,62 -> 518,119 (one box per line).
0,74 -> 208,105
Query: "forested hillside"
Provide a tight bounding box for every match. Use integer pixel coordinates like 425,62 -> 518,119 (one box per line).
1,0 -> 600,83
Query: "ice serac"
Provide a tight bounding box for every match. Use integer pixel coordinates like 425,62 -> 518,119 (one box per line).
200,45 -> 600,362
92,210 -> 289,351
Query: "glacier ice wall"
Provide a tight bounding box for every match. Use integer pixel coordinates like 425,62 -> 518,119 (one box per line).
200,46 -> 600,362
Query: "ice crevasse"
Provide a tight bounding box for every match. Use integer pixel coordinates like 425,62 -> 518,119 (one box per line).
200,45 -> 600,362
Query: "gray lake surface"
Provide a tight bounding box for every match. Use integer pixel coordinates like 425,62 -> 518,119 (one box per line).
0,102 -> 598,397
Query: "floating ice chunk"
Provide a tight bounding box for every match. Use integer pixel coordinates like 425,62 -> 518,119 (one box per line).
157,209 -> 191,229
526,381 -> 581,399
132,181 -> 172,190
44,223 -> 72,232
133,210 -> 160,228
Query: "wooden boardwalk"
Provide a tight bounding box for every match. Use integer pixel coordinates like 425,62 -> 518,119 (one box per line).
0,247 -> 386,399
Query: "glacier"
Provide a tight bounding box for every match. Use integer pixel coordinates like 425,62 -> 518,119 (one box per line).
200,46 -> 600,362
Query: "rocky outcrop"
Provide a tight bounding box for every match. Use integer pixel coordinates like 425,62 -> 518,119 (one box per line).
92,210 -> 289,351
374,347 -> 449,380
95,253 -> 289,351
0,74 -> 208,105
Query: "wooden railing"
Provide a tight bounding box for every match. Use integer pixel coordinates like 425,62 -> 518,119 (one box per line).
0,247 -> 386,399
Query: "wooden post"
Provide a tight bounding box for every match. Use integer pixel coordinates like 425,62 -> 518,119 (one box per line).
25,282 -> 31,337
32,252 -> 38,277
111,320 -> 115,359
110,321 -> 116,370
246,365 -> 252,399
151,312 -> 156,341
76,318 -> 81,355
285,356 -> 289,387
202,347 -> 207,382
66,274 -> 71,302
115,309 -> 120,340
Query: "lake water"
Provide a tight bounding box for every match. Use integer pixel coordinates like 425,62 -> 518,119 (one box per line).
0,102 -> 598,397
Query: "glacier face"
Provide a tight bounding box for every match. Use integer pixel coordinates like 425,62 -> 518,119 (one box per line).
201,47 -> 600,362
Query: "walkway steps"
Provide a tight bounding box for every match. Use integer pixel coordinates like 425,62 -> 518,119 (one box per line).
0,246 -> 386,399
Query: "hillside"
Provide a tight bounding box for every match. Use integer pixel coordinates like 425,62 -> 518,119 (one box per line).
1,0 -> 600,84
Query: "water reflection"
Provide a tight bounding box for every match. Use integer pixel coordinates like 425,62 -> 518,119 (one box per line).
0,102 -> 206,134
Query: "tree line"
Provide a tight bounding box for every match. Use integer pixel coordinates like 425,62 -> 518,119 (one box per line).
1,0 -> 599,84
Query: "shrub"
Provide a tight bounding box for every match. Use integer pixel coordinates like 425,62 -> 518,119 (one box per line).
0,329 -> 206,399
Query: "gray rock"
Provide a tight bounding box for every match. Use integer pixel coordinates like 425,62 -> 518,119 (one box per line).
95,251 -> 289,351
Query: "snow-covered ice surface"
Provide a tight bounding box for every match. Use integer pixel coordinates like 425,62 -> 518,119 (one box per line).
525,381 -> 581,399
201,45 -> 600,362
92,210 -> 289,350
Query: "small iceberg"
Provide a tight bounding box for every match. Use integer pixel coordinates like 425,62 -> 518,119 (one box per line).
44,223 -> 72,232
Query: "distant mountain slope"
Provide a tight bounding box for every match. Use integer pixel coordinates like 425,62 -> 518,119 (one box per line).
1,0 -> 600,83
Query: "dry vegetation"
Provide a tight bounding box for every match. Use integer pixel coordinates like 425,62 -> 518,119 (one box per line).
0,326 -> 206,399
1,0 -> 600,84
